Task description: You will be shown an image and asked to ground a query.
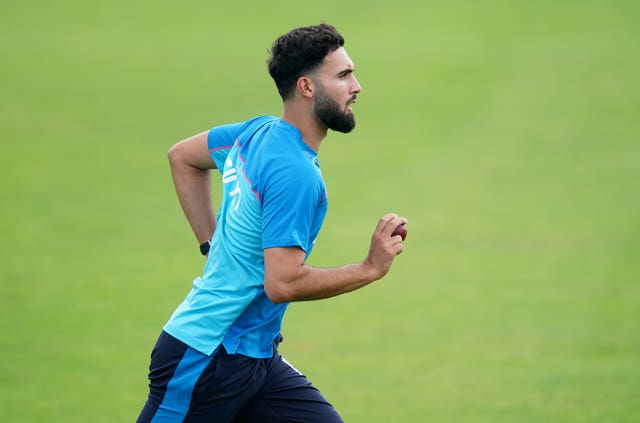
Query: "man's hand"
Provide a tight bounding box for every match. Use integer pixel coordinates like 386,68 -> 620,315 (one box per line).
362,213 -> 408,281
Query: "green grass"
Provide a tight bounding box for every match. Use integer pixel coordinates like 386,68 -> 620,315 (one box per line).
1,1 -> 639,421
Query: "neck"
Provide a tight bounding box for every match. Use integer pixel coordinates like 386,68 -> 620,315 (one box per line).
280,100 -> 327,153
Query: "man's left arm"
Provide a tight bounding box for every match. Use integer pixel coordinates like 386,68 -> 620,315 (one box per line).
167,131 -> 218,248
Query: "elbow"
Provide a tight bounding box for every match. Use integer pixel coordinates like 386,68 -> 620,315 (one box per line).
167,143 -> 182,165
264,280 -> 292,304
167,142 -> 194,174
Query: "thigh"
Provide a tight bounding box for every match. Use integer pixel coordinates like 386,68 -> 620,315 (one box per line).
138,332 -> 261,423
236,353 -> 344,423
184,347 -> 264,423
137,331 -> 193,422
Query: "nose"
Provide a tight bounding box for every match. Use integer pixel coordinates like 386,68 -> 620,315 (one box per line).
351,76 -> 362,94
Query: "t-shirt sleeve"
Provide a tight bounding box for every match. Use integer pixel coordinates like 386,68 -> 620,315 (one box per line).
260,160 -> 325,253
207,122 -> 244,171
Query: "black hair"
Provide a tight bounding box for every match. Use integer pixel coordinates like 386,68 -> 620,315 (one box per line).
267,23 -> 345,101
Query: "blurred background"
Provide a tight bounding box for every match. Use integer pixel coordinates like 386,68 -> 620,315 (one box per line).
1,1 -> 639,421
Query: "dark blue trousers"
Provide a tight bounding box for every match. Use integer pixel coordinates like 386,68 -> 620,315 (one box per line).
137,331 -> 343,422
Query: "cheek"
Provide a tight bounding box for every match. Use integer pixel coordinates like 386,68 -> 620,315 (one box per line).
340,79 -> 352,90
326,79 -> 349,93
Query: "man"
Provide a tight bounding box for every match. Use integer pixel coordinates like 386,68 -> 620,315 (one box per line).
137,23 -> 407,422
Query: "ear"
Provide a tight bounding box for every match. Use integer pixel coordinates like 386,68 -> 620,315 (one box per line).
296,76 -> 315,99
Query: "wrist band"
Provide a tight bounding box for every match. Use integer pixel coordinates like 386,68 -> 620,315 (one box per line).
199,240 -> 211,256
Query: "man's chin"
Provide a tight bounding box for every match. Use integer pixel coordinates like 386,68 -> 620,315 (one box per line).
318,109 -> 356,133
331,122 -> 356,134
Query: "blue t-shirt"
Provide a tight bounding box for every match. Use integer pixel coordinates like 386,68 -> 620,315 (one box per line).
163,116 -> 328,358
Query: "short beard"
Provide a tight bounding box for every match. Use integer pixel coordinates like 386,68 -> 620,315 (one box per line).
313,85 -> 356,133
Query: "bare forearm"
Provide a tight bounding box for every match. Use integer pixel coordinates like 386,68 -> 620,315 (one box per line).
267,261 -> 380,303
171,164 -> 216,243
168,137 -> 217,244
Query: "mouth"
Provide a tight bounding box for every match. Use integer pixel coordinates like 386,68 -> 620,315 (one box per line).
346,97 -> 357,113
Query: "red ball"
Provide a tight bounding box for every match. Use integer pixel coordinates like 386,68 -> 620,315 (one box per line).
392,223 -> 407,241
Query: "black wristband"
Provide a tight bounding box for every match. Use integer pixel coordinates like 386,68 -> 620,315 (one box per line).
199,240 -> 211,256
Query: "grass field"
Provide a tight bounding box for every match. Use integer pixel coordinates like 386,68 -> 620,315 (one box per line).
1,1 -> 639,421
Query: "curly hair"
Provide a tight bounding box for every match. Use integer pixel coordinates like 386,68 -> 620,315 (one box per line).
267,23 -> 345,101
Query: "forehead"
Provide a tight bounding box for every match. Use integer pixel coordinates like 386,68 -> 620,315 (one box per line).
318,47 -> 354,74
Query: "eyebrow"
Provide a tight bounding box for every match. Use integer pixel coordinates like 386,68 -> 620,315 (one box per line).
337,67 -> 354,77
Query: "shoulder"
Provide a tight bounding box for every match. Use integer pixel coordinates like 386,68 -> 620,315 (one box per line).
209,116 -> 276,144
237,116 -> 278,143
243,123 -> 324,202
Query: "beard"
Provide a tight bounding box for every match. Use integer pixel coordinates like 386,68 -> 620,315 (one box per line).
313,85 -> 356,133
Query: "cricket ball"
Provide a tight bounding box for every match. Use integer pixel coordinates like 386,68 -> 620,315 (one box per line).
392,223 -> 407,241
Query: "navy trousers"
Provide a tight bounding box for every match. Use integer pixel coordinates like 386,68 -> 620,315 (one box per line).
137,331 -> 344,422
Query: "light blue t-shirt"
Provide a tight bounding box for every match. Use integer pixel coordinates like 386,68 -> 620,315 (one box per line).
163,116 -> 328,358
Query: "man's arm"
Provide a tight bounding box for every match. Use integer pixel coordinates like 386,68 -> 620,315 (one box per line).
264,214 -> 407,303
167,131 -> 217,246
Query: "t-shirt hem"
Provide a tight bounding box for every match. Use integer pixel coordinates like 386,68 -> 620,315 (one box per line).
162,324 -> 220,356
262,240 -> 308,252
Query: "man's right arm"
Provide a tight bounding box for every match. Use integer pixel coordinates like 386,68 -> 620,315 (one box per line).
167,131 -> 217,247
263,214 -> 407,303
